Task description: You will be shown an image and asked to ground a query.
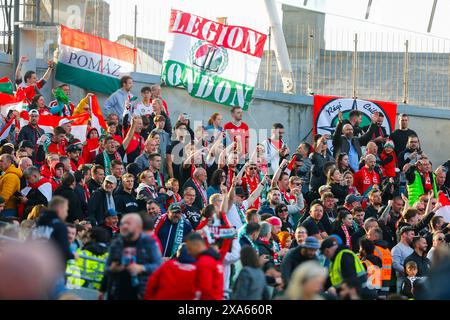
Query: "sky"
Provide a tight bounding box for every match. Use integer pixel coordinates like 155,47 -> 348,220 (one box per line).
105,0 -> 450,52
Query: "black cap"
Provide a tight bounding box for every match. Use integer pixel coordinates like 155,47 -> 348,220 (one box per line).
19,140 -> 34,149
66,143 -> 82,153
398,226 -> 415,236
320,237 -> 338,253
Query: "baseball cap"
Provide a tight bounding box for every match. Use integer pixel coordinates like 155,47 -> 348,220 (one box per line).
345,194 -> 363,204
66,143 -> 82,153
58,118 -> 74,126
104,175 -> 117,185
266,216 -> 282,227
300,236 -> 320,249
168,203 -> 182,213
29,109 -> 39,116
320,237 -> 338,253
19,140 -> 34,149
106,208 -> 118,217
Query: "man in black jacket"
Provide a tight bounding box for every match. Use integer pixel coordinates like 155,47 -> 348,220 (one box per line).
332,111 -> 378,172
54,172 -> 84,223
34,196 -> 74,266
404,236 -> 431,277
281,236 -> 319,284
87,164 -> 105,194
88,175 -> 117,226
17,109 -> 44,146
182,167 -> 208,210
114,173 -> 139,215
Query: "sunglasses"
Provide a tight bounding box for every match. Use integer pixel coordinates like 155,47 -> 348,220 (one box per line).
437,238 -> 445,241
280,208 -> 288,212
249,167 -> 257,170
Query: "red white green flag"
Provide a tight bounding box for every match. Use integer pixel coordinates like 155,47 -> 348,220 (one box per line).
55,25 -> 136,95
161,9 -> 267,110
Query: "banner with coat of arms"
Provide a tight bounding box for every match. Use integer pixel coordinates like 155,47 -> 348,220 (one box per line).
313,95 -> 397,151
161,9 -> 267,110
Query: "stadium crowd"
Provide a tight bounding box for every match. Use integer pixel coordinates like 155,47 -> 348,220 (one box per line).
0,58 -> 450,300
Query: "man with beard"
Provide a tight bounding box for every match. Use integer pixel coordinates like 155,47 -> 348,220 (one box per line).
281,236 -> 320,284
353,154 -> 380,196
66,143 -> 84,172
363,189 -> 382,220
18,109 -> 44,147
258,187 -> 303,219
101,213 -> 162,300
342,110 -> 364,137
99,208 -> 119,243
154,203 -> 193,259
332,111 -> 378,172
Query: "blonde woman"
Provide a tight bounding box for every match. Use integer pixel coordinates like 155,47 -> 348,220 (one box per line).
285,260 -> 328,300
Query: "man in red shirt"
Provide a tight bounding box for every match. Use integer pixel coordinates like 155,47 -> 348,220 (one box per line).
186,232 -> 224,300
15,56 -> 54,103
223,106 -> 249,156
38,126 -> 67,156
353,153 -> 380,196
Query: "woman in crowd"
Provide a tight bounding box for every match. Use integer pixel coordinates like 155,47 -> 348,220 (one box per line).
336,152 -> 354,174
327,168 -> 349,205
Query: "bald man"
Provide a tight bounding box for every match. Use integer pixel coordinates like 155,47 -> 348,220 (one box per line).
103,213 -> 162,300
353,153 -> 381,196
332,111 -> 379,171
181,167 -> 208,209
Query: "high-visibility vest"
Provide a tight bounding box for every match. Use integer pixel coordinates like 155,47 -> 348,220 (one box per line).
407,170 -> 438,206
361,259 -> 382,290
373,245 -> 393,291
330,249 -> 367,288
66,249 -> 108,290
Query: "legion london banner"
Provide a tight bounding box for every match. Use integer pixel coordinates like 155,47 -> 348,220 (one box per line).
161,9 -> 267,110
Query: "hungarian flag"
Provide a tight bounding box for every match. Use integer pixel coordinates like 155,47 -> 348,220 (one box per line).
436,192 -> 450,222
20,111 -> 90,142
0,77 -> 25,117
0,118 -> 14,141
89,95 -> 107,135
55,25 -> 136,95
161,9 -> 267,110
284,154 -> 297,176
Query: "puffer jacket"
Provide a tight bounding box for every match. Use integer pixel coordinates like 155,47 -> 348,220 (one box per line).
0,164 -> 22,209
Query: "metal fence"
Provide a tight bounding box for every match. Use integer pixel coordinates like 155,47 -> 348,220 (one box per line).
2,2 -> 450,109
256,26 -> 450,109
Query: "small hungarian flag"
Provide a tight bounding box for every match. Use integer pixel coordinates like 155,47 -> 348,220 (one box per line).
89,95 -> 107,135
0,77 -> 25,117
284,154 -> 297,176
0,117 -> 14,141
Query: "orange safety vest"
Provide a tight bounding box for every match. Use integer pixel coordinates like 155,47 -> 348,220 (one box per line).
374,245 -> 393,291
361,259 -> 382,290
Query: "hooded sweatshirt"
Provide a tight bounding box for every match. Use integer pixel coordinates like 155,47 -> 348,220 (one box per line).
195,247 -> 224,300
0,164 -> 22,209
50,162 -> 63,191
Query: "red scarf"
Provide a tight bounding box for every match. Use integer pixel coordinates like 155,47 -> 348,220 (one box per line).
341,225 -> 352,249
